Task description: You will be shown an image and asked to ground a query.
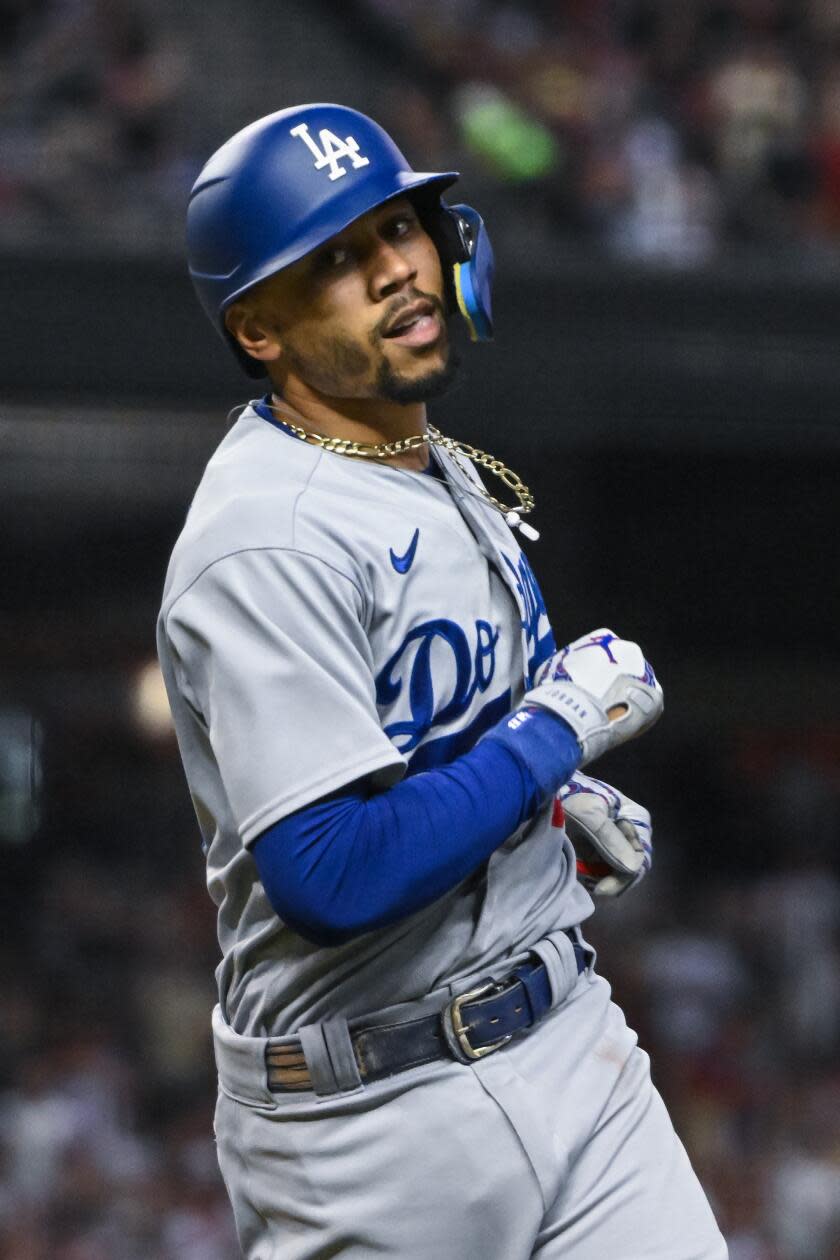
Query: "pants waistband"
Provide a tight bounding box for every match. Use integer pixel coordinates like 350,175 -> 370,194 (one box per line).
213,926 -> 591,1103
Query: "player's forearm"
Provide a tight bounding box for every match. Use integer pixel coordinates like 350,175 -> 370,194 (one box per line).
252,710 -> 581,946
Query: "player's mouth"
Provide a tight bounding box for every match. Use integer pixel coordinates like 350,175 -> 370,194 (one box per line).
381,300 -> 442,348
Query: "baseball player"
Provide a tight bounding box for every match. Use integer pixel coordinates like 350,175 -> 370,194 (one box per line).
157,104 -> 727,1259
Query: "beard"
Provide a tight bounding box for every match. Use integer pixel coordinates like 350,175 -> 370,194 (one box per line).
279,333 -> 370,397
375,343 -> 461,403
278,296 -> 460,404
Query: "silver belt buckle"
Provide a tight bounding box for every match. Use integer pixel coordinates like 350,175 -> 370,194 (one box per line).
445,980 -> 514,1062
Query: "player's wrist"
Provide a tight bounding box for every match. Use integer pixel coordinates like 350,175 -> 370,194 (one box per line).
521,681 -> 614,765
482,705 -> 582,799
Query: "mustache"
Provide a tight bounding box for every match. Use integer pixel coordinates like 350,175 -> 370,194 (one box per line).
371,290 -> 446,344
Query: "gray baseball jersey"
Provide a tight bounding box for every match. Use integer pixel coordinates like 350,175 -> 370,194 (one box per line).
157,401 -> 592,1038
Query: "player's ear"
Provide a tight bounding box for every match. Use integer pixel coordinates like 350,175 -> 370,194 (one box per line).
224,303 -> 284,365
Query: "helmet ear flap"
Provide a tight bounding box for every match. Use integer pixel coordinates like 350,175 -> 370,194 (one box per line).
448,204 -> 494,341
419,201 -> 495,342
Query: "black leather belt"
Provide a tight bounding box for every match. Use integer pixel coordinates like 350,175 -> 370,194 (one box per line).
266,934 -> 587,1093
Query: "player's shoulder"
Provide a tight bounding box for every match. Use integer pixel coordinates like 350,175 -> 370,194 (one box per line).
160,403 -> 364,614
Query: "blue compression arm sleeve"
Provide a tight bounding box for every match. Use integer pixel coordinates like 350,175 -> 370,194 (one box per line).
252,707 -> 580,946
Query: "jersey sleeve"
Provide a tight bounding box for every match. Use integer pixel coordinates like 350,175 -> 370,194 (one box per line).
163,547 -> 407,844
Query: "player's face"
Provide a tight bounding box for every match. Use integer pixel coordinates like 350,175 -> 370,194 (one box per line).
239,198 -> 456,404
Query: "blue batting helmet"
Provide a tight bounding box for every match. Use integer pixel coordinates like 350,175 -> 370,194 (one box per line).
186,103 -> 494,376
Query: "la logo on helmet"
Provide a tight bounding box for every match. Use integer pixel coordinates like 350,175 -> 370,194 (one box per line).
290,123 -> 370,181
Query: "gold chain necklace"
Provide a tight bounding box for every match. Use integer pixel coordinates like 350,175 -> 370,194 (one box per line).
268,402 -> 539,540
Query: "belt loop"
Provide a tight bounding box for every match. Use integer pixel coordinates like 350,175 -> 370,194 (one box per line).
531,929 -> 582,1007
298,1018 -> 362,1096
567,924 -> 596,976
323,1018 -> 363,1092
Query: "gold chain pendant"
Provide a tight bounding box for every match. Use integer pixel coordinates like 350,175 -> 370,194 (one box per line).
268,402 -> 539,540
427,426 -> 537,537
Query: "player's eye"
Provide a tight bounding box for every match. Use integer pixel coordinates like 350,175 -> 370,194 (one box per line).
380,211 -> 417,243
314,244 -> 352,272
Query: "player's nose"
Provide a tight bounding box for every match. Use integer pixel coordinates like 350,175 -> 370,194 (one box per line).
369,240 -> 416,301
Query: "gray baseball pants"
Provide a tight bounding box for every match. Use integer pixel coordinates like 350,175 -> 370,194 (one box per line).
212,958 -> 728,1259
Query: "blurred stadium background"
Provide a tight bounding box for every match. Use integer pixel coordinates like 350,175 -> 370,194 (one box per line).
1,1 -> 839,1256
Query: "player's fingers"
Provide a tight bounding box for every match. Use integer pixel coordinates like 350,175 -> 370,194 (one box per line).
570,815 -> 640,876
616,817 -> 653,878
593,872 -> 634,897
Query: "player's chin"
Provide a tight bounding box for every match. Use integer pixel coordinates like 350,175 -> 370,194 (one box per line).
376,347 -> 460,403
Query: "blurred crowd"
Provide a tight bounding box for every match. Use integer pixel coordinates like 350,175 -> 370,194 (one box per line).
0,880 -> 237,1257
7,0 -> 840,264
0,702 -> 838,1258
0,0 -> 197,249
364,0 -> 840,266
0,711 -> 237,1258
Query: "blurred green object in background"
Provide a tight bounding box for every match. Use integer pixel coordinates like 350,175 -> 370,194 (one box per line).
455,85 -> 560,181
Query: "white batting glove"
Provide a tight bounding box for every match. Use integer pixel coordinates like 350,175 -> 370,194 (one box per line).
559,772 -> 653,898
523,628 -> 663,766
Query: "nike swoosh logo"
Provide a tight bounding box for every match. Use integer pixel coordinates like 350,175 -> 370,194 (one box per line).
390,528 -> 420,574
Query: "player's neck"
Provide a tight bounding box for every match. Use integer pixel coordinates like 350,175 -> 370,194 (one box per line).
270,383 -> 430,470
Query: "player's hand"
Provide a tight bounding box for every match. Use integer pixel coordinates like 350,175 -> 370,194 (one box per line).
559,772 -> 652,897
523,628 -> 663,766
